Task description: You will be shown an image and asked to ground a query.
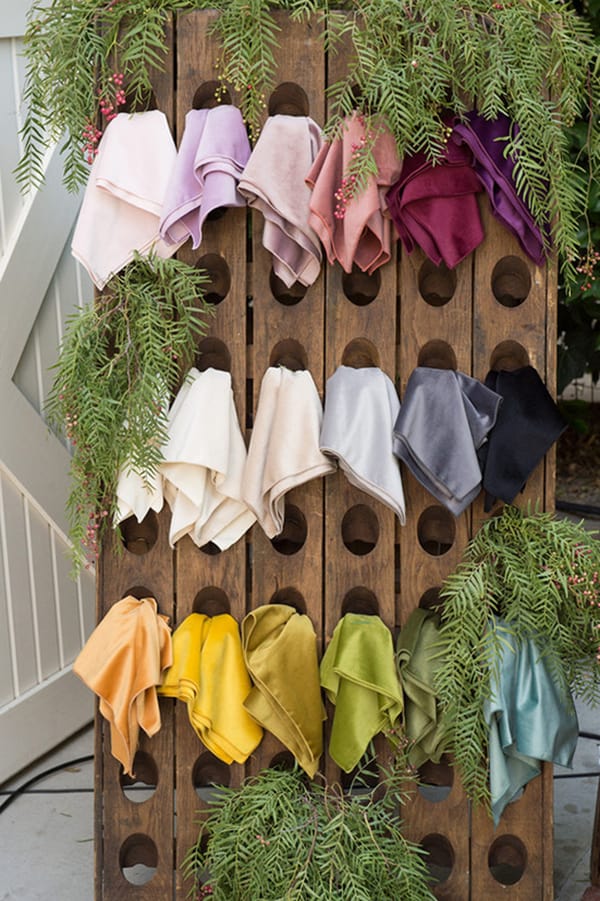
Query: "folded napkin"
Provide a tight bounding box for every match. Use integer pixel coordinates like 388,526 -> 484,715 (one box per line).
242,604 -> 324,777
243,367 -> 335,538
159,105 -> 251,249
160,367 -> 255,549
238,115 -> 323,287
158,613 -> 263,764
72,110 -> 182,289
392,367 -> 502,516
386,136 -> 484,268
452,111 -> 547,266
114,463 -> 164,527
478,366 -> 566,511
307,112 -> 402,274
73,596 -> 172,776
396,608 -> 449,768
320,613 -> 403,772
485,618 -> 578,824
320,365 -> 405,522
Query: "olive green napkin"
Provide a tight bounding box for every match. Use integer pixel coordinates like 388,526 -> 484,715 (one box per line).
242,604 -> 325,777
320,613 -> 403,772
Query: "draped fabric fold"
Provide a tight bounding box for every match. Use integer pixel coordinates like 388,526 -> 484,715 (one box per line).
160,367 -> 256,549
242,604 -> 324,777
238,115 -> 324,287
386,137 -> 484,268
392,367 -> 502,515
396,607 -> 449,767
114,463 -> 164,527
243,367 -> 335,538
485,619 -> 578,824
72,111 -> 183,289
159,105 -> 251,249
320,613 -> 403,772
306,112 -> 402,274
158,613 -> 263,764
451,111 -> 547,266
320,365 -> 406,522
478,366 -> 566,510
73,596 -> 172,776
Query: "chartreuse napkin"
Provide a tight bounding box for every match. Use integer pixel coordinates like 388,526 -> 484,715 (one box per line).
158,613 -> 263,764
320,613 -> 403,772
396,607 -> 449,767
242,604 -> 325,777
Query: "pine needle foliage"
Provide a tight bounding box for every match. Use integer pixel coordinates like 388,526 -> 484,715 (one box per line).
45,253 -> 212,573
182,759 -> 436,901
434,505 -> 600,810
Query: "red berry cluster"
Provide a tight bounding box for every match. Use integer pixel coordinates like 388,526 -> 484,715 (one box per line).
575,248 -> 600,294
82,121 -> 102,164
334,120 -> 374,221
98,72 -> 127,124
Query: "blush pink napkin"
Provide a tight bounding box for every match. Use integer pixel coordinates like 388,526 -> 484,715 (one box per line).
72,111 -> 183,289
386,137 -> 484,269
238,115 -> 324,287
159,105 -> 251,249
306,112 -> 402,274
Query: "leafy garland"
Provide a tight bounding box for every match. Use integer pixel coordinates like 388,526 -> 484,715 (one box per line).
182,756 -> 436,900
45,253 -> 211,572
16,0 -> 599,283
434,505 -> 600,810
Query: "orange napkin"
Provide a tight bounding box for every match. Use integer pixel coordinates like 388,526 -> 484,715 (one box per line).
73,596 -> 172,776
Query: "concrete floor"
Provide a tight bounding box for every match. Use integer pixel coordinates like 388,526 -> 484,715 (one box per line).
0,705 -> 599,901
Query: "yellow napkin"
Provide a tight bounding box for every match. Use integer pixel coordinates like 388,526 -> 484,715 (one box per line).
320,613 -> 403,772
73,596 -> 172,776
242,604 -> 324,777
158,613 -> 262,763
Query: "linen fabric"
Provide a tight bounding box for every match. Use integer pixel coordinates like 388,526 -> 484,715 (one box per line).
158,613 -> 263,764
396,607 -> 449,767
114,463 -> 164,527
243,367 -> 335,538
242,604 -> 324,777
238,115 -> 323,287
72,111 -> 183,289
386,136 -> 484,268
392,367 -> 502,516
320,365 -> 406,522
478,366 -> 566,510
485,618 -> 578,824
452,111 -> 547,266
320,613 -> 403,772
306,112 -> 402,274
73,596 -> 172,776
159,105 -> 251,249
160,367 -> 255,549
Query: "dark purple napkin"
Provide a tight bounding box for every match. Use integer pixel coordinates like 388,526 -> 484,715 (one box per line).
451,111 -> 547,266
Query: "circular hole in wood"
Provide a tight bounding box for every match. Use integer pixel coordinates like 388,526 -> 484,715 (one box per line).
269,587 -> 306,614
269,339 -> 308,371
417,340 -> 457,371
199,541 -> 222,556
121,586 -> 155,601
421,833 -> 454,885
417,507 -> 456,556
192,81 -> 232,109
341,266 -> 381,306
418,587 -> 444,611
268,82 -> 309,117
488,835 -> 527,885
341,586 -> 379,616
195,253 -> 231,305
341,755 -> 380,792
417,756 -> 454,803
491,255 -> 531,307
270,504 -> 307,555
489,340 -> 530,372
119,834 -> 158,885
341,505 -> 379,555
269,751 -> 297,771
193,752 -> 231,793
269,269 -> 309,306
418,260 -> 457,307
120,751 -> 158,804
341,337 -> 380,369
120,511 -> 159,555
196,337 -> 231,373
193,587 -> 230,616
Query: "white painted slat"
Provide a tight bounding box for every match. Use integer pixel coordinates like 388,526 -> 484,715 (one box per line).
0,37 -> 25,257
0,496 -> 15,706
26,502 -> 61,680
11,332 -> 38,410
0,0 -> 50,40
54,539 -> 87,665
78,566 -> 96,641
